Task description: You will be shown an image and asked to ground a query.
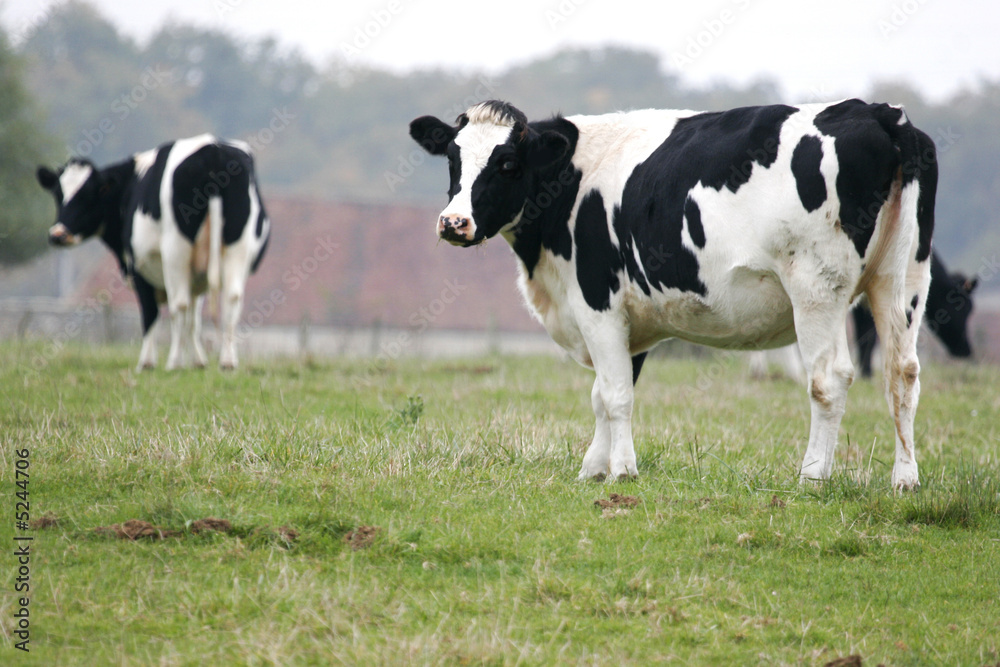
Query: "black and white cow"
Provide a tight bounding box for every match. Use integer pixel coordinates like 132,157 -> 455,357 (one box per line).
853,250 -> 977,377
411,99 -> 937,489
37,134 -> 271,370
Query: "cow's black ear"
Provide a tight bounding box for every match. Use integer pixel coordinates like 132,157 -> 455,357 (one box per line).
410,116 -> 456,155
37,166 -> 59,190
527,130 -> 570,168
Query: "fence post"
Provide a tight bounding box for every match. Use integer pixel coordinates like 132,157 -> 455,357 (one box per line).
298,311 -> 311,360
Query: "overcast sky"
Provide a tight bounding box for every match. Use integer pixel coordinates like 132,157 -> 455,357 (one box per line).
3,0 -> 998,102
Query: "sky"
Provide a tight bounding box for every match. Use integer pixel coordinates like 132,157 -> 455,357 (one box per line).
2,0 -> 999,102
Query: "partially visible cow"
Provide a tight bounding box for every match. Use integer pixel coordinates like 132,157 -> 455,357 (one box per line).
411,99 -> 937,489
854,250 -> 977,377
37,134 -> 271,370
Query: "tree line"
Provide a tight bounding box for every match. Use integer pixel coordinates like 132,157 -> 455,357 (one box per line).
2,0 -> 998,272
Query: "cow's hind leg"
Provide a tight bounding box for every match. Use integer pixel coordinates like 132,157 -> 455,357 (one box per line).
792,302 -> 856,483
866,261 -> 931,489
191,294 -> 208,369
163,242 -> 195,371
218,244 -> 251,370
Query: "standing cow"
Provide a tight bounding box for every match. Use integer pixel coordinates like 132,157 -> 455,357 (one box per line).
37,134 -> 270,370
411,99 -> 937,488
853,250 -> 977,377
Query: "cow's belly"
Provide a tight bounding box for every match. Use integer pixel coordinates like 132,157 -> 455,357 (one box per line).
627,267 -> 797,352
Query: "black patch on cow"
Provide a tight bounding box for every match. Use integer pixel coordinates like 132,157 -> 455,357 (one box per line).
926,251 -> 974,357
813,100 -> 938,260
136,143 -> 174,221
509,118 -> 579,277
684,197 -> 705,249
610,205 -> 651,297
631,352 -> 648,386
132,271 -> 160,335
610,105 -> 796,298
166,143 -> 256,245
574,190 -> 621,311
911,295 -> 919,310
790,135 -> 827,212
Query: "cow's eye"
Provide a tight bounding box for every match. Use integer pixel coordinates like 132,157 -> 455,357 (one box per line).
499,159 -> 519,176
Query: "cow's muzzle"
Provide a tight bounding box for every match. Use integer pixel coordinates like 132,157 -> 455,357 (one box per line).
437,214 -> 481,247
48,223 -> 80,247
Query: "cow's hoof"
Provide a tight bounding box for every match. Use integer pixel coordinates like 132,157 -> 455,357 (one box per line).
891,466 -> 920,491
609,464 -> 638,481
578,470 -> 607,482
219,362 -> 237,371
136,363 -> 156,372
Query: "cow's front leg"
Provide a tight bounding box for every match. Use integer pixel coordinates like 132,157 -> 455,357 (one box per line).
133,273 -> 161,371
586,332 -> 638,481
579,378 -> 612,480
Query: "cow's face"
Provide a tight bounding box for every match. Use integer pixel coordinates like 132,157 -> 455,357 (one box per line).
927,272 -> 979,357
410,101 -> 569,246
36,160 -> 107,247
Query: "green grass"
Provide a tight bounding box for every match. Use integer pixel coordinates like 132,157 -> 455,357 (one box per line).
1,341 -> 999,665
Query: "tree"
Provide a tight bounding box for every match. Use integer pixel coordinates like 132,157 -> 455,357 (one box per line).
0,31 -> 58,265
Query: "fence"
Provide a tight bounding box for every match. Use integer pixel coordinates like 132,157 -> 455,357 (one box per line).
2,297 -> 998,364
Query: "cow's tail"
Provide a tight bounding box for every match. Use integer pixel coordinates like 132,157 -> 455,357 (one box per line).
207,196 -> 224,322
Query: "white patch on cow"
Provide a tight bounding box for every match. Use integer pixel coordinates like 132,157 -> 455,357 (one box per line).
58,162 -> 93,203
133,148 -> 158,179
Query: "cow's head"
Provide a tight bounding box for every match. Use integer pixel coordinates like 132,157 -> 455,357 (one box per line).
927,270 -> 979,358
409,101 -> 569,246
36,159 -> 109,247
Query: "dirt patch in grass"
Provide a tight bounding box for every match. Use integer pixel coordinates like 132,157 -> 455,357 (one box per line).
190,518 -> 233,534
345,525 -> 380,550
594,493 -> 640,510
823,656 -> 863,667
30,513 -> 61,529
95,519 -> 181,540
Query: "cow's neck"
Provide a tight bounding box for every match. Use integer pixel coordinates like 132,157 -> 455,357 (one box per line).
95,158 -> 136,272
504,118 -> 581,280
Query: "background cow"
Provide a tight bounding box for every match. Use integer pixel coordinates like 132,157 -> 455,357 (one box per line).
411,99 -> 937,488
37,134 -> 271,370
854,250 -> 977,377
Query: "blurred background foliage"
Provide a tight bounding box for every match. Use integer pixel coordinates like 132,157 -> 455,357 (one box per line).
1,0 -> 998,269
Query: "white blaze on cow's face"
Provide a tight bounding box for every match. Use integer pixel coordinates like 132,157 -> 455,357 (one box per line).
437,119 -> 519,246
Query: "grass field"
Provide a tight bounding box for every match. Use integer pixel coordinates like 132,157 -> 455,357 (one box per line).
1,341 -> 998,665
